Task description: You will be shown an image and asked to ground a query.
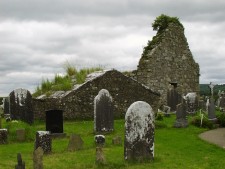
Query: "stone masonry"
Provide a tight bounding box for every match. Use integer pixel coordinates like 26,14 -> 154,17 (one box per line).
137,22 -> 200,105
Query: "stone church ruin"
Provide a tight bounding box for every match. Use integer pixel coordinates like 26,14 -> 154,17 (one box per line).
137,15 -> 200,106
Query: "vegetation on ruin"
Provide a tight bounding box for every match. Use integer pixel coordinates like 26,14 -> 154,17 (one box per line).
32,63 -> 103,97
142,14 -> 183,58
1,111 -> 225,168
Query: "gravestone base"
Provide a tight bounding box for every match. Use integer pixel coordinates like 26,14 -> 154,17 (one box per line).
174,119 -> 188,128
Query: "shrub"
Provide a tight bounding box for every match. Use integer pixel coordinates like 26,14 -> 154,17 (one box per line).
191,116 -> 214,129
156,112 -> 164,121
217,113 -> 225,127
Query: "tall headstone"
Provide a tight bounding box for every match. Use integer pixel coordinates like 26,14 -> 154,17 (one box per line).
3,97 -> 10,115
33,147 -> 44,169
174,97 -> 188,128
0,129 -> 8,144
15,153 -> 25,169
9,88 -> 33,124
184,92 -> 197,114
207,98 -> 217,121
167,83 -> 181,112
34,131 -> 51,154
45,109 -> 63,133
124,101 -> 154,161
94,89 -> 113,132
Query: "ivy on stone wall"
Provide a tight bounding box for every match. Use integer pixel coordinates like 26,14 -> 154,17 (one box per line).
141,14 -> 183,58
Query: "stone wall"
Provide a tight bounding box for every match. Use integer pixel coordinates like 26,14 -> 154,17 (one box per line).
33,70 -> 160,120
137,23 -> 200,105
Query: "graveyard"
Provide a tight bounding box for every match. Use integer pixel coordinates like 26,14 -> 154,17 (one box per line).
1,14 -> 225,169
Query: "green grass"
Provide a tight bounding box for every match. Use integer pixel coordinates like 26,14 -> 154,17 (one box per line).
1,116 -> 225,169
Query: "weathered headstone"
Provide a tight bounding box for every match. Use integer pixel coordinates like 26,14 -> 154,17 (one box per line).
0,129 -> 8,144
33,147 -> 44,169
67,134 -> 84,151
9,88 -> 33,124
167,83 -> 181,112
198,100 -> 206,112
16,129 -> 26,142
174,97 -> 188,128
124,101 -> 154,161
112,136 -> 122,145
95,135 -> 105,147
184,92 -> 197,114
34,131 -> 51,154
218,92 -> 225,111
207,98 -> 217,122
45,109 -> 63,134
15,153 -> 25,169
3,97 -> 9,115
94,89 -> 113,132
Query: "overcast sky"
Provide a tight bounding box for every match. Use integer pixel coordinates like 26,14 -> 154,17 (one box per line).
0,0 -> 225,96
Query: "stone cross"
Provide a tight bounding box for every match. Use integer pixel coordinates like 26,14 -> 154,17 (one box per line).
94,89 -> 114,133
124,101 -> 154,161
208,82 -> 215,97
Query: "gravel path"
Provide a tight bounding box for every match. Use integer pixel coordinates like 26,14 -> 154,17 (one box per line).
199,128 -> 225,149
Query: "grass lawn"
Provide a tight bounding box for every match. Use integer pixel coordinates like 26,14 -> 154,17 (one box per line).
0,115 -> 225,169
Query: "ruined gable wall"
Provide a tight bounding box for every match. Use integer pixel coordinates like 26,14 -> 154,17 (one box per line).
137,23 -> 200,104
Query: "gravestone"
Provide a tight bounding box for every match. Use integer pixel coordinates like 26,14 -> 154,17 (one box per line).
174,97 -> 188,128
9,88 -> 33,124
218,92 -> 225,111
207,98 -> 217,122
45,109 -> 63,133
33,147 -> 44,169
96,147 -> 106,164
167,83 -> 181,112
198,100 -> 206,112
0,129 -> 8,144
67,134 -> 84,151
124,101 -> 154,161
3,97 -> 9,115
184,92 -> 197,114
94,135 -> 105,147
94,89 -> 113,132
35,131 -> 51,154
112,136 -> 122,145
15,153 -> 25,169
16,129 -> 26,142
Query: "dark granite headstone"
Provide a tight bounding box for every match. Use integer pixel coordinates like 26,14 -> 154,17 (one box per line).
3,97 -> 9,115
45,109 -> 63,133
15,153 -> 25,169
0,129 -> 8,144
9,88 -> 33,124
35,131 -> 51,154
67,134 -> 84,151
33,147 -> 44,169
94,89 -> 113,132
124,101 -> 154,161
167,88 -> 181,112
174,101 -> 188,128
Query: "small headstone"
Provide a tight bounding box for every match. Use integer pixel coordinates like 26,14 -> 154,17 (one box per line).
174,97 -> 188,128
67,134 -> 84,151
95,135 -> 105,147
16,129 -> 26,142
33,147 -> 44,169
124,101 -> 154,161
15,153 -> 25,169
95,147 -> 106,164
9,88 -> 33,124
34,131 -> 51,154
112,136 -> 122,145
0,129 -> 8,144
94,89 -> 114,133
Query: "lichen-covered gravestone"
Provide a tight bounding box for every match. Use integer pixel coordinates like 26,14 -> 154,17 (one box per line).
124,101 -> 154,161
94,89 -> 113,132
9,88 -> 33,124
34,131 -> 52,154
0,129 -> 8,144
185,92 -> 197,114
33,147 -> 44,169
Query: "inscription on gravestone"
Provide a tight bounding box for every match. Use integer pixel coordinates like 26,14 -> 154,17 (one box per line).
124,101 -> 154,161
94,89 -> 114,132
9,88 -> 33,124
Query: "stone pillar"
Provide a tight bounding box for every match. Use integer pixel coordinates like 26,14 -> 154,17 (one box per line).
124,101 -> 154,161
